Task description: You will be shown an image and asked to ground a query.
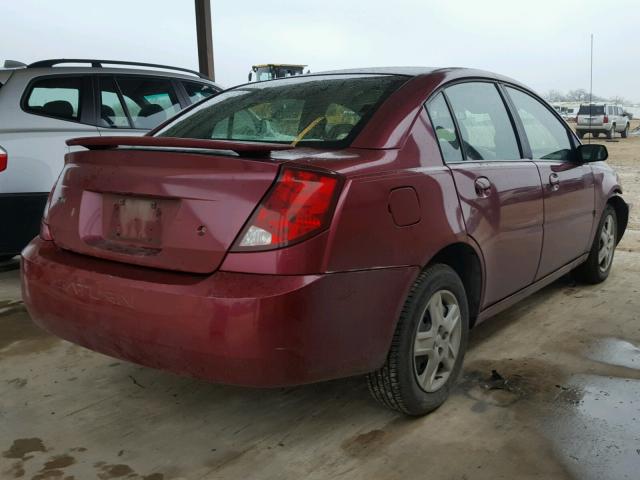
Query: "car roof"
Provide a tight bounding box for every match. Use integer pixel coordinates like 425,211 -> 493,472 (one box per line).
1,66 -> 220,87
313,66 -> 440,76
294,66 -> 527,86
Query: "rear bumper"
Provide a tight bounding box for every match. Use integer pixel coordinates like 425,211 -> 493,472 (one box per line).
575,125 -> 612,132
21,238 -> 417,387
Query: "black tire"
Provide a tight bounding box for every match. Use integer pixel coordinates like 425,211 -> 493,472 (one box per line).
574,205 -> 617,284
367,264 -> 469,416
593,132 -> 600,138
607,127 -> 614,139
621,125 -> 629,138
578,131 -> 585,139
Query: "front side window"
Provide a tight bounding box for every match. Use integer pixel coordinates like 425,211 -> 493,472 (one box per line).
425,93 -> 463,162
115,77 -> 181,129
506,87 -> 572,161
445,82 -> 520,161
25,77 -> 82,121
182,81 -> 218,103
156,74 -> 408,147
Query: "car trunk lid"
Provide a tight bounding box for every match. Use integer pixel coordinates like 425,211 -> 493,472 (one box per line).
47,137 -> 292,273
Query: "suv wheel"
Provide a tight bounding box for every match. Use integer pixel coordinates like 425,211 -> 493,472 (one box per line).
621,124 -> 629,138
607,126 -> 614,139
593,132 -> 600,138
574,205 -> 617,284
367,264 -> 469,416
578,131 -> 585,139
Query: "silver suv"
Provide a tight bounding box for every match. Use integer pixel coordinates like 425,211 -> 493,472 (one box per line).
575,103 -> 630,139
0,59 -> 221,259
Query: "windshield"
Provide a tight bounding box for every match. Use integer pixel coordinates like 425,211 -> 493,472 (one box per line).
156,74 -> 408,147
255,67 -> 274,82
578,105 -> 605,115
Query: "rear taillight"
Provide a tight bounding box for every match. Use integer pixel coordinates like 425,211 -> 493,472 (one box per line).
0,146 -> 7,172
39,178 -> 63,241
39,220 -> 53,241
232,167 -> 341,251
604,115 -> 609,124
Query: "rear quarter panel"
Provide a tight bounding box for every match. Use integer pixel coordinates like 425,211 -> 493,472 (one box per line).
327,111 -> 469,271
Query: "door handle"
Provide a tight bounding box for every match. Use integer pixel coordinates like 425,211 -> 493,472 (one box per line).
549,173 -> 560,191
474,177 -> 492,197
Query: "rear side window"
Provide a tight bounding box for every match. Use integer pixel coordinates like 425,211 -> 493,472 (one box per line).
445,82 -> 520,161
425,93 -> 463,162
24,77 -> 82,121
182,81 -> 218,103
115,76 -> 181,129
506,87 -> 572,161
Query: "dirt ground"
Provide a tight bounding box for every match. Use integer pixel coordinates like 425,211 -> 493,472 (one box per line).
1,130 -> 640,480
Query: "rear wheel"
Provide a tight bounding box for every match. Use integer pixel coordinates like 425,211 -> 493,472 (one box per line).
607,126 -> 614,139
574,205 -> 617,284
621,124 -> 629,138
593,132 -> 600,138
367,264 -> 469,416
577,131 -> 585,139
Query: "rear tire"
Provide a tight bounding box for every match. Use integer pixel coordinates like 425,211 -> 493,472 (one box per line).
577,131 -> 585,139
574,205 -> 617,284
593,132 -> 600,138
367,264 -> 469,416
621,125 -> 629,138
607,126 -> 614,139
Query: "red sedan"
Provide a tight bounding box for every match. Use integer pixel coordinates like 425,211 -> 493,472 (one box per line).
21,68 -> 628,415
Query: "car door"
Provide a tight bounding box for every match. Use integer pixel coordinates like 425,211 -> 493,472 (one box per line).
96,75 -> 183,137
504,86 -> 595,279
429,82 -> 544,308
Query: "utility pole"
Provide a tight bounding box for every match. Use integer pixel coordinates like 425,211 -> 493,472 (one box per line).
195,0 -> 215,81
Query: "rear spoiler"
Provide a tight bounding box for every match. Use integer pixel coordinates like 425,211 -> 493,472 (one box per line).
66,136 -> 294,157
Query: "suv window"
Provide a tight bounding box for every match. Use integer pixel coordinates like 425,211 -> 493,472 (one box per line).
445,82 -> 520,161
182,81 -> 217,103
115,76 -> 181,129
506,87 -> 572,161
99,77 -> 130,128
578,105 -> 605,115
25,77 -> 82,121
425,93 -> 463,162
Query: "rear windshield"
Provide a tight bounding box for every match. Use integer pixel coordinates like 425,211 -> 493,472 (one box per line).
578,105 -> 605,115
156,74 -> 408,147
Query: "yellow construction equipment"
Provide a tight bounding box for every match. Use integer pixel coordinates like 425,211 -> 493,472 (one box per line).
248,64 -> 307,82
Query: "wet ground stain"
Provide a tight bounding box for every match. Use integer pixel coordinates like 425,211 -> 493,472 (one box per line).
2,438 -> 46,459
42,454 -> 75,471
0,300 -> 59,357
341,429 -> 387,458
96,463 -> 134,479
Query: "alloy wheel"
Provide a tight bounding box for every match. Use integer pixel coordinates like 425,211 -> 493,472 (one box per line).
598,214 -> 615,272
413,290 -> 462,393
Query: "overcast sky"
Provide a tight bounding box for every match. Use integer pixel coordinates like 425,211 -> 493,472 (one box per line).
3,0 -> 638,101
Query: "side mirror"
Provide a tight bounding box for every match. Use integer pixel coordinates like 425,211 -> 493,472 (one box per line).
577,144 -> 608,163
